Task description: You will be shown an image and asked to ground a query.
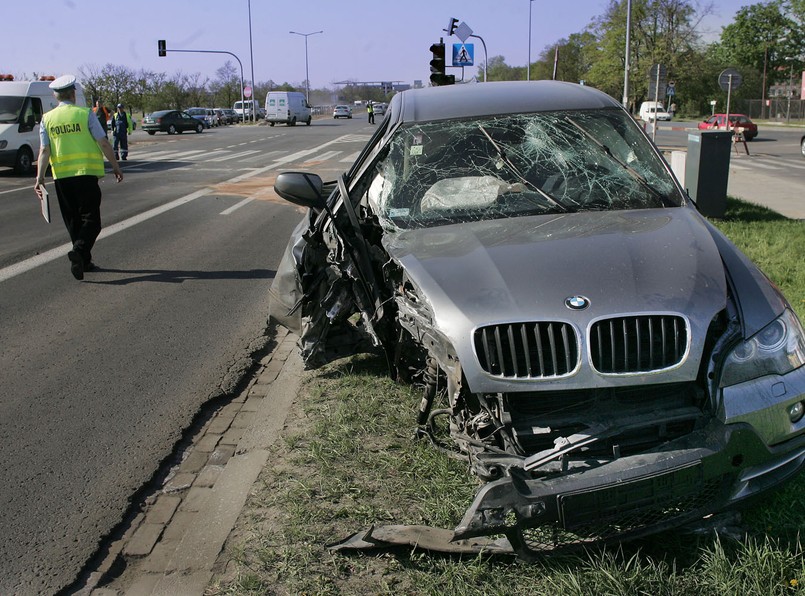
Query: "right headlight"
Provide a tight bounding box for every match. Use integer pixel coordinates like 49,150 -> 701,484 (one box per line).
720,309 -> 805,388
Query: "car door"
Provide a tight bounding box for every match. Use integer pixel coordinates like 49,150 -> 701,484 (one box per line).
179,111 -> 195,131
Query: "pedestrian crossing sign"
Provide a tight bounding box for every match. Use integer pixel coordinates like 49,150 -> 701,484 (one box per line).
452,43 -> 474,67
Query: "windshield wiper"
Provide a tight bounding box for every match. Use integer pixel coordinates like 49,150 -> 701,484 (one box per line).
563,116 -> 669,205
477,124 -> 575,213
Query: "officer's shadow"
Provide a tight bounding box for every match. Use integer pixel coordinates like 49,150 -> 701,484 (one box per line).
83,267 -> 275,285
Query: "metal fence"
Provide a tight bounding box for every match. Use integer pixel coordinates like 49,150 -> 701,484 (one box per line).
740,99 -> 805,123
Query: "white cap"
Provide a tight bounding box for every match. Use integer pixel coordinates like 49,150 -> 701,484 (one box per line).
49,75 -> 76,91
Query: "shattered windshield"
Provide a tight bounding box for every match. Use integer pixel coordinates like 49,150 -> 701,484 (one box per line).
365,109 -> 684,230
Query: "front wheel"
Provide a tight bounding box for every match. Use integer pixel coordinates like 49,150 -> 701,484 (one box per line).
306,116 -> 311,126
801,137 -> 805,158
269,122 -> 275,127
167,124 -> 177,135
13,146 -> 34,176
147,131 -> 156,136
195,123 -> 204,133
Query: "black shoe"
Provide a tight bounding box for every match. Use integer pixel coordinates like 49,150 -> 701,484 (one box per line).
121,156 -> 127,161
68,251 -> 84,280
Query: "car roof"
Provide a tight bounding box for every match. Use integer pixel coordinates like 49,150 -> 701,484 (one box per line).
390,81 -> 622,124
150,109 -> 175,116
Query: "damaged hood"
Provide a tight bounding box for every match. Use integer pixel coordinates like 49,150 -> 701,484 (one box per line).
382,206 -> 727,392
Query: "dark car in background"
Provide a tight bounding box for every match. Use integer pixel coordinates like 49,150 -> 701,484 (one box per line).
269,81 -> 805,558
141,110 -> 204,135
698,113 -> 758,140
218,108 -> 238,124
186,107 -> 216,128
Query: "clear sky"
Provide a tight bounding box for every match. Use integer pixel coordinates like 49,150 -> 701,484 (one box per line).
4,0 -> 751,89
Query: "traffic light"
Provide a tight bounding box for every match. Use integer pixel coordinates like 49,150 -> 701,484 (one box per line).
447,17 -> 459,36
429,42 -> 454,86
158,39 -> 167,57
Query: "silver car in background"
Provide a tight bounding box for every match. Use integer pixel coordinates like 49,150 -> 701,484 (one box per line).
269,81 -> 805,557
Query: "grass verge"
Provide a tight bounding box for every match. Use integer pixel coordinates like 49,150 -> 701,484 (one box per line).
208,198 -> 804,595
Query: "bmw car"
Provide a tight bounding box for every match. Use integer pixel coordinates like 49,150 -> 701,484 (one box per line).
269,81 -> 805,557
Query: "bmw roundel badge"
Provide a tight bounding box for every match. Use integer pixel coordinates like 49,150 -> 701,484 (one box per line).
565,295 -> 590,310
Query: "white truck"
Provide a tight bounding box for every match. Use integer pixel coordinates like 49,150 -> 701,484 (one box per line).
0,78 -> 87,175
265,91 -> 311,126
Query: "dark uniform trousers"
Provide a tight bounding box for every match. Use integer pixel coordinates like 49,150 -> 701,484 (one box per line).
54,175 -> 102,264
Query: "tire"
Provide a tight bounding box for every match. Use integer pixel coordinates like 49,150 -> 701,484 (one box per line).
289,117 -> 297,127
800,137 -> 805,158
167,124 -> 177,135
306,116 -> 311,125
195,123 -> 204,133
147,131 -> 156,136
269,122 -> 275,127
13,146 -> 34,176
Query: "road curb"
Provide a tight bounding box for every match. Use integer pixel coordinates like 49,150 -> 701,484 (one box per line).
87,327 -> 303,595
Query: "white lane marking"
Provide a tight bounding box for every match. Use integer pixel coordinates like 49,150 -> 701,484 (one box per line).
209,150 -> 261,162
220,197 -> 254,215
340,151 -> 361,163
301,150 -> 342,163
0,186 -> 30,195
0,134 -> 358,283
0,189 -> 210,283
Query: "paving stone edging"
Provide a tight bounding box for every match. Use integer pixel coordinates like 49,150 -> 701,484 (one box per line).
88,327 -> 302,595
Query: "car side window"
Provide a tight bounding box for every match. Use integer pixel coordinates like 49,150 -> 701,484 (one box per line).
18,97 -> 42,132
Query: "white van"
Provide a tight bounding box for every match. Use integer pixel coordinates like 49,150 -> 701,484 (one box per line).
639,101 -> 671,122
233,99 -> 261,122
0,79 -> 86,175
265,91 -> 311,126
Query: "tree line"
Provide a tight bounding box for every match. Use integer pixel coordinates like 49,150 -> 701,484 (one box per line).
39,0 -> 804,119
484,0 -> 804,118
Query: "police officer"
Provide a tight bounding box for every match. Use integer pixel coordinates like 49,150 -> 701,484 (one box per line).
112,103 -> 132,160
34,75 -> 123,280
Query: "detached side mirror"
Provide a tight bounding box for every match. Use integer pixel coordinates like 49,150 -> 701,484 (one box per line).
274,172 -> 325,210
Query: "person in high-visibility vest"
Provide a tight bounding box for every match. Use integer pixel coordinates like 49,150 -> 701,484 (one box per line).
34,75 -> 124,280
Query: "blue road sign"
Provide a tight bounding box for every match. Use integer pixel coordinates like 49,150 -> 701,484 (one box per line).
452,43 -> 474,67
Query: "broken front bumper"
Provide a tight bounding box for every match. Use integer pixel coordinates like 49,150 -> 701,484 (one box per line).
454,421 -> 805,555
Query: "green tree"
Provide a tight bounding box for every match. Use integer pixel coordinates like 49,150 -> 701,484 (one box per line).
211,61 -> 241,108
720,1 -> 803,91
587,0 -> 710,110
531,31 -> 598,83
481,56 -> 525,82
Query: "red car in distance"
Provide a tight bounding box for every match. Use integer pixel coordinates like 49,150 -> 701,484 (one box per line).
698,113 -> 758,140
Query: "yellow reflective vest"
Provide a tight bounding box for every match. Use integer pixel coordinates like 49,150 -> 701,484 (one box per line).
43,104 -> 105,179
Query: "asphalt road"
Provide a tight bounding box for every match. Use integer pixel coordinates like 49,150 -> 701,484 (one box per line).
0,116 -> 376,594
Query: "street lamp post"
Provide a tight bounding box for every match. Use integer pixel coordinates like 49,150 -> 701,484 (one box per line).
289,30 -> 323,103
248,0 -> 256,122
622,0 -> 632,109
527,0 -> 534,81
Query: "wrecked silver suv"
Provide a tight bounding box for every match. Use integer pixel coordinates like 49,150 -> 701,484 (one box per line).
269,81 -> 805,557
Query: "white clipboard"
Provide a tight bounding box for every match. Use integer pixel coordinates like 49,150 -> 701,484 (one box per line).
38,184 -> 51,223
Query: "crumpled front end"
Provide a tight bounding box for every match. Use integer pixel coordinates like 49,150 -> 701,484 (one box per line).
454,413 -> 805,556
